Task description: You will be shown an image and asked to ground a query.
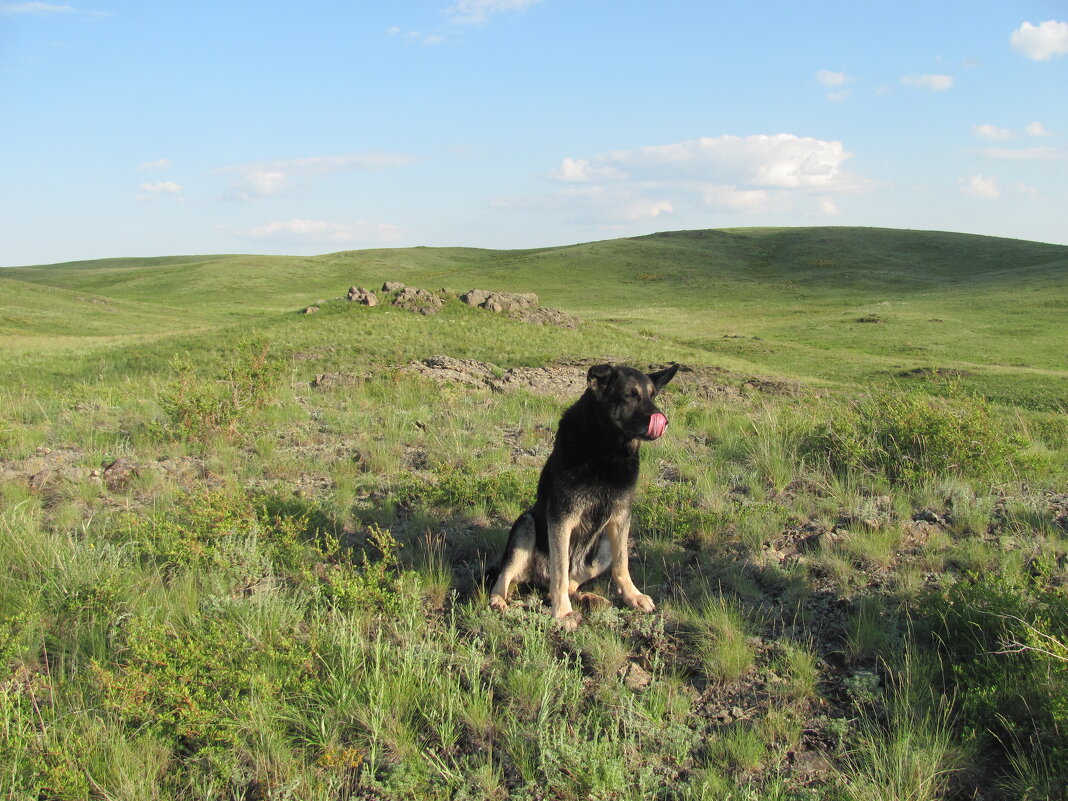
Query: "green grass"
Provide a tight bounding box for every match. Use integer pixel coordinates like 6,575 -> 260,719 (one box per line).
5,226 -> 1068,408
1,226 -> 1067,799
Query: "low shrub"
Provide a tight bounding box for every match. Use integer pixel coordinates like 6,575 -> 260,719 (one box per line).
917,572 -> 1068,795
803,388 -> 1021,482
157,336 -> 284,441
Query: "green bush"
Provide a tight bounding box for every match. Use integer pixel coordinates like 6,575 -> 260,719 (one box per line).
158,336 -> 284,441
918,573 -> 1068,796
804,388 -> 1021,482
318,524 -> 409,614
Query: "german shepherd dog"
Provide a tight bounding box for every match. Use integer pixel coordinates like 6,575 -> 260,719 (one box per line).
489,362 -> 679,629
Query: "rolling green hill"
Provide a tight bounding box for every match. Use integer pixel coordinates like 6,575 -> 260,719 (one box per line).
4,226 -> 1067,408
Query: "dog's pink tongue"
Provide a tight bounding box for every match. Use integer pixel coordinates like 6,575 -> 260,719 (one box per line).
647,413 -> 668,439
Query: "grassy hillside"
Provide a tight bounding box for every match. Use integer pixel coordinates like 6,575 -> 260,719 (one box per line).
1,227 -> 1066,800
5,226 -> 1066,408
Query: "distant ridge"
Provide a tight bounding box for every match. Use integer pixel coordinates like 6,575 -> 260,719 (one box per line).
2,226 -> 1066,409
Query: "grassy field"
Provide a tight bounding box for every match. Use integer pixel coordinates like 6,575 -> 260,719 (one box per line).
1,226 -> 1066,800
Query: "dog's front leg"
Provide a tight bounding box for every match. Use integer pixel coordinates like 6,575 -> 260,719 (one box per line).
547,509 -> 581,630
607,511 -> 655,613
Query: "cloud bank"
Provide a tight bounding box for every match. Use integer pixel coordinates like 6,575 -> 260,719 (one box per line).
1011,20 -> 1068,61
523,133 -> 869,226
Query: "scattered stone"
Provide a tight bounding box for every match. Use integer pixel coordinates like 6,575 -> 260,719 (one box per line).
459,288 -> 492,307
490,365 -> 586,398
460,287 -> 581,328
461,289 -> 539,314
392,286 -> 444,315
102,457 -> 137,491
914,507 -> 949,526
743,376 -> 805,396
382,281 -> 406,293
301,306 -> 320,314
856,313 -> 882,323
898,366 -> 973,379
347,286 -> 378,306
311,372 -> 364,390
621,662 -> 654,691
405,356 -> 498,388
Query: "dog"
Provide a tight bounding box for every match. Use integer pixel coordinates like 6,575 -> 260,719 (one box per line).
489,362 -> 679,629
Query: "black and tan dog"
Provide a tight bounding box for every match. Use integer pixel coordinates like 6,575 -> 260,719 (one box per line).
489,362 -> 679,629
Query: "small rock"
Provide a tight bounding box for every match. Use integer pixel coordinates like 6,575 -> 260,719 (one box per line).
459,288 -> 492,307
621,662 -> 654,691
311,372 -> 364,389
301,306 -> 320,314
382,281 -> 406,293
102,458 -> 137,491
914,508 -> 947,525
392,287 -> 443,315
347,287 -> 378,306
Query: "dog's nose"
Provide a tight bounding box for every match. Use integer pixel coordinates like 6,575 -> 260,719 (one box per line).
647,413 -> 668,439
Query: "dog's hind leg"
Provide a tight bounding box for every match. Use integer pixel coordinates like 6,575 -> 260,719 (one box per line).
606,511 -> 656,613
490,512 -> 535,611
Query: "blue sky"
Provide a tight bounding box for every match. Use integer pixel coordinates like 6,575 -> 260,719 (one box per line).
2,0 -> 1066,265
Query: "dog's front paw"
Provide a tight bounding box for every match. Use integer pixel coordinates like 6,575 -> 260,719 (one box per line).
624,593 -> 656,613
489,595 -> 509,612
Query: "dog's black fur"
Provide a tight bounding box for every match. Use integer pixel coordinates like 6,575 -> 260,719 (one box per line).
489,362 -> 679,628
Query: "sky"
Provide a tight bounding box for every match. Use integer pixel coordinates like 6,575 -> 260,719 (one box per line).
1,0 -> 1066,266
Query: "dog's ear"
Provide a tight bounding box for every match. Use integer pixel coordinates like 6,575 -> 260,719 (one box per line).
586,364 -> 616,400
648,363 -> 679,391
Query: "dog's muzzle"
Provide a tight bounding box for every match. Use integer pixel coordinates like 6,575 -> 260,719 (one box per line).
647,413 -> 668,439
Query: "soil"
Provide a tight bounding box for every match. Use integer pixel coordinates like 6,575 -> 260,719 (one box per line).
400,355 -> 804,402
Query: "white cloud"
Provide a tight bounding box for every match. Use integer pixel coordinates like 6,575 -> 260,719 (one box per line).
138,158 -> 172,171
137,181 -> 183,200
816,71 -> 853,100
218,153 -> 413,200
700,186 -> 778,213
1011,20 -> 1068,61
446,0 -> 543,25
961,175 -> 1000,199
0,2 -> 74,13
973,124 -> 1014,140
625,200 -> 673,221
528,133 -> 870,226
819,198 -> 840,216
548,157 -> 624,183
901,74 -> 954,92
1026,121 -> 1053,137
583,134 -> 861,190
981,146 -> 1067,161
238,219 -> 402,243
389,28 -> 446,44
140,181 -> 181,193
